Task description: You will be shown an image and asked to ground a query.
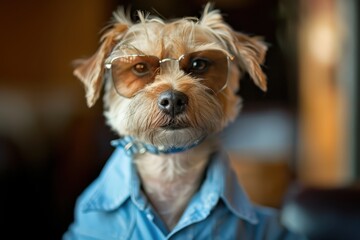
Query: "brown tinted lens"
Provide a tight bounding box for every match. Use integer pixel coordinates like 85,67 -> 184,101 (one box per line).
181,50 -> 229,92
111,55 -> 159,97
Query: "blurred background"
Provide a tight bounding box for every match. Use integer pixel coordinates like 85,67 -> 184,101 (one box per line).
0,0 -> 359,239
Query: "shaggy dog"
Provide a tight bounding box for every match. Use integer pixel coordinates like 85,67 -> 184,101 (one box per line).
64,3 -> 303,240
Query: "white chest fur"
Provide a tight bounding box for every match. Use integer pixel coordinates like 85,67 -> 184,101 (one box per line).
134,142 -> 215,230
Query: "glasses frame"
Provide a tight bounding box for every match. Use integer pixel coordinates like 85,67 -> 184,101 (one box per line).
104,48 -> 235,97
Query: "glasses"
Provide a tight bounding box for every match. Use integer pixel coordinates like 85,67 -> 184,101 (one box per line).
105,48 -> 234,98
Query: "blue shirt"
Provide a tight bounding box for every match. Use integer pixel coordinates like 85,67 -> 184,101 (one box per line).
63,146 -> 305,240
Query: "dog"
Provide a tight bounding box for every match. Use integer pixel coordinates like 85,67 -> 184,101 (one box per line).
64,3 -> 303,239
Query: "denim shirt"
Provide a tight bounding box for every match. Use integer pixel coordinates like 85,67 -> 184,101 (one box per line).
63,146 -> 304,240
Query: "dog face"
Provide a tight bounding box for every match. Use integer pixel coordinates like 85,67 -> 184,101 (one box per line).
73,4 -> 267,149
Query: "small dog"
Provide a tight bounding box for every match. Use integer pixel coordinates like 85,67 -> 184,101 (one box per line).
64,3 -> 302,239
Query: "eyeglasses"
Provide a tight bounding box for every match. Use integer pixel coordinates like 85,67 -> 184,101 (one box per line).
105,48 -> 234,98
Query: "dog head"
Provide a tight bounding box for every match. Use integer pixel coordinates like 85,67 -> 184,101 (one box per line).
73,4 -> 267,149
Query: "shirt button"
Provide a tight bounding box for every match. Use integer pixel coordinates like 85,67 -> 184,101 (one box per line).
146,213 -> 154,221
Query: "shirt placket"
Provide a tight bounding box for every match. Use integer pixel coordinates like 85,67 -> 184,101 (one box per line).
166,191 -> 220,239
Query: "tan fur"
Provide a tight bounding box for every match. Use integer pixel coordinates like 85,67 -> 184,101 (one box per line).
73,23 -> 128,107
73,3 -> 267,230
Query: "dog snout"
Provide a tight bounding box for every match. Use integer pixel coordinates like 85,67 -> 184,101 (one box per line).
158,90 -> 188,117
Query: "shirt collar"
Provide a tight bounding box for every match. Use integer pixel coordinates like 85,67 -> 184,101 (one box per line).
216,151 -> 259,224
81,147 -> 135,212
195,150 -> 259,224
81,146 -> 258,224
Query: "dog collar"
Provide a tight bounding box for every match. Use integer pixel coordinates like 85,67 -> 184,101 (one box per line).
111,135 -> 205,155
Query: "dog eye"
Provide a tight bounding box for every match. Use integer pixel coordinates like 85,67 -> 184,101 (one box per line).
189,58 -> 210,74
132,63 -> 150,77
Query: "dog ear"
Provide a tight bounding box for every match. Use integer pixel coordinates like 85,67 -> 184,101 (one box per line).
73,23 -> 128,107
200,3 -> 268,91
234,33 -> 268,91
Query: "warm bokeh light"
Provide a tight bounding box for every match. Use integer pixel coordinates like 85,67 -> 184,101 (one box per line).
307,15 -> 339,65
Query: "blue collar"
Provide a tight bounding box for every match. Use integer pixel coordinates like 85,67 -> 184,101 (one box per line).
110,136 -> 205,155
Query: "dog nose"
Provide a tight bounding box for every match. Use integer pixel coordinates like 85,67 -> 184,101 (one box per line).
158,90 -> 188,117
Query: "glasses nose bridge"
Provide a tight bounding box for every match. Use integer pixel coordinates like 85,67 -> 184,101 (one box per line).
158,57 -> 182,74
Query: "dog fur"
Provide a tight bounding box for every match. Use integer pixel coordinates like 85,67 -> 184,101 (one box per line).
73,3 -> 267,230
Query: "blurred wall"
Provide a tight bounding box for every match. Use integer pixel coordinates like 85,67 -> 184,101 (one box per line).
0,0 -> 117,238
0,0 -> 117,167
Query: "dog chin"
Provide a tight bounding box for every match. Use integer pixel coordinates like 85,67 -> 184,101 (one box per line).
141,127 -> 206,149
